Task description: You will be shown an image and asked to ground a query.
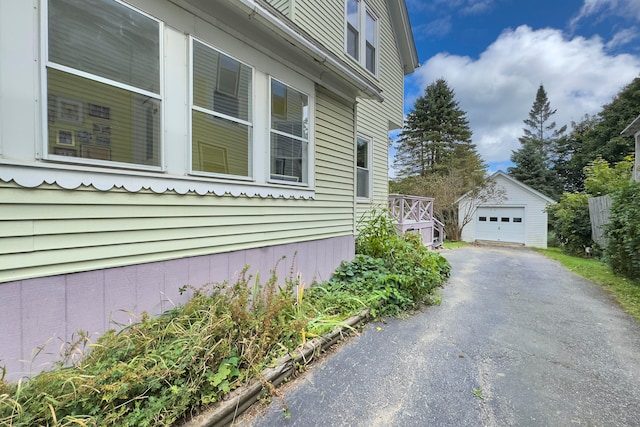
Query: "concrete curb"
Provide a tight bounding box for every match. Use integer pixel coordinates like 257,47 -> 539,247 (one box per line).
181,308 -> 371,427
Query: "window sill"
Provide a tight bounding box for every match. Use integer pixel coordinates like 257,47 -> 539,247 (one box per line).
344,52 -> 379,81
0,160 -> 315,199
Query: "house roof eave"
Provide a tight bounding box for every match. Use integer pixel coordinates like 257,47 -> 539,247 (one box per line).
171,0 -> 384,102
387,0 -> 420,75
621,114 -> 640,137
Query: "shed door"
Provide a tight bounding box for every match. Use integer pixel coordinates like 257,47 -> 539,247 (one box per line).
476,207 -> 525,244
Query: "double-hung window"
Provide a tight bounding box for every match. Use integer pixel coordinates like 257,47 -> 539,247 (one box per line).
356,136 -> 371,198
270,78 -> 309,184
191,39 -> 253,178
345,0 -> 378,75
46,0 -> 161,168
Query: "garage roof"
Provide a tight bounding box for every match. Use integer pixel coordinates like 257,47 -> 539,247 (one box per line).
457,171 -> 557,204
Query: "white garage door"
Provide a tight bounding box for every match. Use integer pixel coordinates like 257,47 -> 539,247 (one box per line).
476,207 -> 525,244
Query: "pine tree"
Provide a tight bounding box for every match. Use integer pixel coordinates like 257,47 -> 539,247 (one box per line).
394,79 -> 483,180
520,84 -> 567,153
509,84 -> 565,198
508,141 -> 560,198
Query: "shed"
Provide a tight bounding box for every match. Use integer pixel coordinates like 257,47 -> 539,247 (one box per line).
458,171 -> 556,248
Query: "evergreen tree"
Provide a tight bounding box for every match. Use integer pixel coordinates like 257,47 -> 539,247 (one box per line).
509,84 -> 565,198
508,142 -> 559,198
520,84 -> 567,153
394,78 -> 483,181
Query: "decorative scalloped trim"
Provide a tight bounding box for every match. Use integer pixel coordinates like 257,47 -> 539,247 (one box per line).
0,163 -> 314,199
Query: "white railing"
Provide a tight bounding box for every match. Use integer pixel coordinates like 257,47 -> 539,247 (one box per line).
389,194 -> 445,248
389,194 -> 434,224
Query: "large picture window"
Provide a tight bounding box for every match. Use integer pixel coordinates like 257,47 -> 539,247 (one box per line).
191,39 -> 253,177
345,0 -> 378,75
270,79 -> 309,184
46,0 -> 161,167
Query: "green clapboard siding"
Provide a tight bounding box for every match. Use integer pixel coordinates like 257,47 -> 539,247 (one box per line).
0,87 -> 356,282
264,0 -> 291,17
294,0 -> 344,55
292,0 -> 406,218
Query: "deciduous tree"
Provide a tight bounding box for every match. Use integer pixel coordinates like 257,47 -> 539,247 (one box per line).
560,77 -> 640,191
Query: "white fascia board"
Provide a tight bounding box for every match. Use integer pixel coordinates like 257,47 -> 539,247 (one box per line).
173,0 -> 383,102
621,114 -> 640,137
387,0 -> 419,75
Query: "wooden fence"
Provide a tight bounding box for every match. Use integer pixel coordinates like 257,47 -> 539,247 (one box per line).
588,195 -> 611,247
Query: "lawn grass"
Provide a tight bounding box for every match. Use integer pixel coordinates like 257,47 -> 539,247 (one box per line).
442,240 -> 469,250
535,247 -> 640,323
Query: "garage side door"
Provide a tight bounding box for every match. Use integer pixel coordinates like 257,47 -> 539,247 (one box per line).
476,207 -> 525,244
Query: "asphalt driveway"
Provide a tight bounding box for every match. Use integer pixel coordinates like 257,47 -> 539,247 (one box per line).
238,246 -> 640,426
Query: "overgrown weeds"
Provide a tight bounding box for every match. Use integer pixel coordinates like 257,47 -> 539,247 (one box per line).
0,211 -> 450,426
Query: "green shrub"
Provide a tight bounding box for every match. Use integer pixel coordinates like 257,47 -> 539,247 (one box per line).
547,193 -> 594,256
606,182 -> 640,280
354,210 -> 451,314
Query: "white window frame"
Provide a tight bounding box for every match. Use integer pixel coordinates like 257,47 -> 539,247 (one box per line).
268,76 -> 311,186
356,133 -> 372,200
0,1 -> 316,199
189,36 -> 255,181
40,0 -> 164,171
344,0 -> 379,77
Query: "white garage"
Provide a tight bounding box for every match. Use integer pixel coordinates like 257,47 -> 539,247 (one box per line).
458,171 -> 556,248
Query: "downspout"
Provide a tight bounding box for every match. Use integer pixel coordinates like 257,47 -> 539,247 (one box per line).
353,100 -> 358,240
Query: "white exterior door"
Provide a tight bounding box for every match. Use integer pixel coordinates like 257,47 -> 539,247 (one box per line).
476,207 -> 525,244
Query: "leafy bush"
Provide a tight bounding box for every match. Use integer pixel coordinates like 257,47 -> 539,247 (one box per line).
353,210 -> 451,313
546,192 -> 594,256
583,156 -> 634,196
606,182 -> 640,280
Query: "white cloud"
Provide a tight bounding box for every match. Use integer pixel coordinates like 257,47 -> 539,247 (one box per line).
461,0 -> 494,15
571,0 -> 640,28
413,17 -> 452,39
606,27 -> 640,50
407,0 -> 494,16
406,25 -> 640,164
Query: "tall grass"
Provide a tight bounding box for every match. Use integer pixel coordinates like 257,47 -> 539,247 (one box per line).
0,212 -> 451,426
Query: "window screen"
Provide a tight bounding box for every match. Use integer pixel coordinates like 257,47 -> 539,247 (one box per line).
47,0 -> 161,167
270,79 -> 309,183
191,40 -> 253,177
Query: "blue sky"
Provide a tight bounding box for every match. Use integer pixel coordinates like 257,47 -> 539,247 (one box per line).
393,0 -> 640,175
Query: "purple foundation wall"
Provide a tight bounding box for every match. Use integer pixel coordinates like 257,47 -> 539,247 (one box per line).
0,235 -> 354,382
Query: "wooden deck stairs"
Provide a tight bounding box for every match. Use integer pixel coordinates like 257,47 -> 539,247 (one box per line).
389,194 -> 445,248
